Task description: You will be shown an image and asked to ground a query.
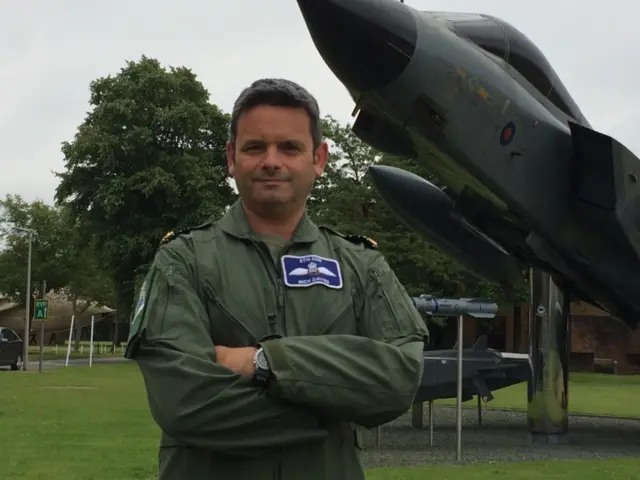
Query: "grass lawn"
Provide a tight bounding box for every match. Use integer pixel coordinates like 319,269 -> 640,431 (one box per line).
1,363 -> 638,479
436,372 -> 640,419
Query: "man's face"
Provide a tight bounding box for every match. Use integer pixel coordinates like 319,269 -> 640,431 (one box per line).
226,105 -> 328,214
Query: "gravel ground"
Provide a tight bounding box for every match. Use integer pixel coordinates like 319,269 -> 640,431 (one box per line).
358,405 -> 640,468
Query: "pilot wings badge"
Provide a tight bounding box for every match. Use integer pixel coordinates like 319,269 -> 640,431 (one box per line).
281,254 -> 343,289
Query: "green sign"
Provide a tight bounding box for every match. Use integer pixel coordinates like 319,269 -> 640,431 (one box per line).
34,299 -> 49,320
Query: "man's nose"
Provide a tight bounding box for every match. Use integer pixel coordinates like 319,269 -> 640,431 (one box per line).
261,146 -> 285,168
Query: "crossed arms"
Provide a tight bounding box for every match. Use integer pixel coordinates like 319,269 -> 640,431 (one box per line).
126,241 -> 428,454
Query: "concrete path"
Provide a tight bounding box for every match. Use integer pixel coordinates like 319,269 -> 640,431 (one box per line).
0,356 -> 128,371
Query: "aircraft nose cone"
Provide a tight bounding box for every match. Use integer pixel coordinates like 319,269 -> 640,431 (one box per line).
297,0 -> 417,92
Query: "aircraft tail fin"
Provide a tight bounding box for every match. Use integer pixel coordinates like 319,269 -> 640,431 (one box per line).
569,122 -> 618,211
452,334 -> 488,350
569,121 -> 640,263
472,334 -> 488,349
569,121 -> 640,212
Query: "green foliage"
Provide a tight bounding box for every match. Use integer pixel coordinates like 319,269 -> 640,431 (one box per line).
0,195 -> 72,301
54,56 -> 235,320
0,196 -> 115,322
58,205 -> 116,313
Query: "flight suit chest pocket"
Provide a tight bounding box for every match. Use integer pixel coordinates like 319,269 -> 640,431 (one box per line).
200,281 -> 266,347
206,300 -> 260,347
284,273 -> 362,336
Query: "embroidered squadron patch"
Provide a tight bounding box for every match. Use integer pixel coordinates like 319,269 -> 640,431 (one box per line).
281,254 -> 343,289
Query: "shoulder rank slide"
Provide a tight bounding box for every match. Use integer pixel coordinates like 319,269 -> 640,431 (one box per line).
344,234 -> 378,250
159,227 -> 194,246
160,230 -> 177,246
319,225 -> 378,250
159,218 -> 216,246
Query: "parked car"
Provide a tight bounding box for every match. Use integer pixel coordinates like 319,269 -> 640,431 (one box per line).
0,327 -> 23,370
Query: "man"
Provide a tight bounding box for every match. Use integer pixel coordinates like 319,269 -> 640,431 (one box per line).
125,78 -> 429,480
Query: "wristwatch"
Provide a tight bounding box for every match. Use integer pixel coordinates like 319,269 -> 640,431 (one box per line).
252,346 -> 273,389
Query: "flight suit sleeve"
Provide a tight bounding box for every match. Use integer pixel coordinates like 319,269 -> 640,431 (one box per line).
261,251 -> 428,429
125,240 -> 327,455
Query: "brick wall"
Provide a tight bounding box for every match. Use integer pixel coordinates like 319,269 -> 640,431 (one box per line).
570,315 -> 640,373
491,302 -> 640,373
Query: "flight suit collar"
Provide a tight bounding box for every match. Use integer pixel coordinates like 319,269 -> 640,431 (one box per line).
219,199 -> 320,244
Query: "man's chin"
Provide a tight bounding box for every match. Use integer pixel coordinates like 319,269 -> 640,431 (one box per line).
257,195 -> 290,206
250,190 -> 292,206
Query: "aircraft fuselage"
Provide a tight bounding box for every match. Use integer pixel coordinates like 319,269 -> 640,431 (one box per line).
296,0 -> 640,326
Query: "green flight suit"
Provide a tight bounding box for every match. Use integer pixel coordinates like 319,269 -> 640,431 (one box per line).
125,200 -> 429,480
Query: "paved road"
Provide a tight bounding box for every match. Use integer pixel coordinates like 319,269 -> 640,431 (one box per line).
0,356 -> 128,371
30,357 -> 128,369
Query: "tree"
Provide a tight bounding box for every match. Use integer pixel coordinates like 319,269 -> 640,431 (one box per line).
56,206 -> 116,350
0,196 -> 115,338
309,116 -> 380,230
54,56 -> 235,321
0,195 -> 71,304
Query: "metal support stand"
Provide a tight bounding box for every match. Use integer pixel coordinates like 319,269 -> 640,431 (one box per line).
477,395 -> 482,426
363,296 -> 499,453
428,400 -> 434,446
411,295 -> 498,460
527,267 -> 570,443
456,314 -> 463,461
411,402 -> 423,428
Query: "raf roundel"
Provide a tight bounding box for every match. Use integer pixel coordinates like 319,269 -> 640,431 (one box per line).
499,121 -> 516,146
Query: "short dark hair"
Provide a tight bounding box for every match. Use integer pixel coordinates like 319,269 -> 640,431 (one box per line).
229,78 -> 323,150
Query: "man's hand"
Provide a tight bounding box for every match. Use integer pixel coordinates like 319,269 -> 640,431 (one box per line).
215,346 -> 257,377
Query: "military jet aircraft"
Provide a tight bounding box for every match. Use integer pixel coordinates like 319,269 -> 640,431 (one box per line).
418,335 -> 530,403
296,0 -> 640,329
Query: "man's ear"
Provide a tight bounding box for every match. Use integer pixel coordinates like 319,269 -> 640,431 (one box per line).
313,141 -> 329,177
226,141 -> 235,177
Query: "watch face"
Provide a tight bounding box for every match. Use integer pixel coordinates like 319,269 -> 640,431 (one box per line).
256,349 -> 269,370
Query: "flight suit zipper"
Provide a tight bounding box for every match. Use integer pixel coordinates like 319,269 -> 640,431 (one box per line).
276,282 -> 286,336
267,313 -> 277,335
252,240 -> 288,337
276,244 -> 295,337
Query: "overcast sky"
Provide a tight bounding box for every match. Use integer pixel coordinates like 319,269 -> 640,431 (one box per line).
2,0 -> 639,205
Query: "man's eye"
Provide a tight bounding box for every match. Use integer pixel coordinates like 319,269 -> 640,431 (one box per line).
280,143 -> 301,152
243,144 -> 263,152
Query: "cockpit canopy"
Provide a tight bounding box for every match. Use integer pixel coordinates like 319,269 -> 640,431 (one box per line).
425,12 -> 588,125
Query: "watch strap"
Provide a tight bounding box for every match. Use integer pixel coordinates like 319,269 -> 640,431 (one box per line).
252,347 -> 273,389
